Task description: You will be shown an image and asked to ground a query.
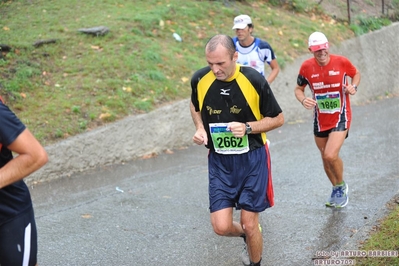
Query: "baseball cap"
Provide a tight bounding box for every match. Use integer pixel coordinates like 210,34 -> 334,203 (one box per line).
232,15 -> 252,29
308,32 -> 329,52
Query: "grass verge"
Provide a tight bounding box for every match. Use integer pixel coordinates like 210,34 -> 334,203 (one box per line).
353,195 -> 399,265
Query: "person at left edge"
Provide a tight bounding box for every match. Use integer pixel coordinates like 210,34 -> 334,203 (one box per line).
190,34 -> 284,266
0,96 -> 48,266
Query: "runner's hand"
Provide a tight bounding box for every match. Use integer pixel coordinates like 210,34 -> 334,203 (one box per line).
193,128 -> 208,145
227,122 -> 246,138
343,84 -> 357,95
302,97 -> 317,109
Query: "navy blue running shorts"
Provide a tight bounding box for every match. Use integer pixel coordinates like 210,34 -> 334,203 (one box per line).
0,206 -> 38,266
208,144 -> 273,213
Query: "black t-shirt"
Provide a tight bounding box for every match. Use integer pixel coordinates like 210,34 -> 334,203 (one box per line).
0,101 -> 31,226
191,64 -> 282,151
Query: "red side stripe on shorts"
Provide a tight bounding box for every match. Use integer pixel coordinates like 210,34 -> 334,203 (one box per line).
0,97 -> 3,151
265,143 -> 274,207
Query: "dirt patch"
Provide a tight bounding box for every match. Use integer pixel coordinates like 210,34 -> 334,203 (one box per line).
385,193 -> 399,210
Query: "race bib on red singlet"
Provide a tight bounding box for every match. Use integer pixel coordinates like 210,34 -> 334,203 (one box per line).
209,123 -> 249,154
315,92 -> 341,114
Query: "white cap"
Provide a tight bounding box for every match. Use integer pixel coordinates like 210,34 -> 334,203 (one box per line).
308,32 -> 329,52
232,15 -> 252,29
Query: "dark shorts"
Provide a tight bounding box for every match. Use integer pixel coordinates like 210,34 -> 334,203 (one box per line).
0,207 -> 37,266
208,145 -> 273,213
314,121 -> 349,138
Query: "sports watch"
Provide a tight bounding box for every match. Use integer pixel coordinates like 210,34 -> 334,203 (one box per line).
245,123 -> 252,135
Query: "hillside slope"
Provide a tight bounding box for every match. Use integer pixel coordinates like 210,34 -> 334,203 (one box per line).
0,0 -> 358,145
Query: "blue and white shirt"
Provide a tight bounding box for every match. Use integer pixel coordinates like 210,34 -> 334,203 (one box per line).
233,37 -> 277,77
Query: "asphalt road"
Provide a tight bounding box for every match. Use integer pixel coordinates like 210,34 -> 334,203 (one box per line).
30,96 -> 399,266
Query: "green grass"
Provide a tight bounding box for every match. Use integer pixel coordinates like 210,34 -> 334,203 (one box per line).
350,16 -> 392,35
0,0 -> 357,146
353,199 -> 399,266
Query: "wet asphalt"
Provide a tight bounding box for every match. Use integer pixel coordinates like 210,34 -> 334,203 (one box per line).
30,96 -> 399,266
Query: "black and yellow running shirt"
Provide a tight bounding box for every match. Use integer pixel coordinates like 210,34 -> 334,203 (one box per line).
191,64 -> 282,152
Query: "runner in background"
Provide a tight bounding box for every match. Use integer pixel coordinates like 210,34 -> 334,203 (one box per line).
232,14 -> 280,85
294,31 -> 361,208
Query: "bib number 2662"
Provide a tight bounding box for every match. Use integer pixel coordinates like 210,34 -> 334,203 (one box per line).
209,123 -> 249,154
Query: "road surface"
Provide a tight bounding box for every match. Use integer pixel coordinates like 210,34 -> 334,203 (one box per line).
30,97 -> 399,266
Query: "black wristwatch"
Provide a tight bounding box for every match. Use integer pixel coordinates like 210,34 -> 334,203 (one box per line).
245,123 -> 252,135
352,84 -> 358,91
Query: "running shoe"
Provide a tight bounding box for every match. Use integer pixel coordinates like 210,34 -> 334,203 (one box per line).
240,244 -> 250,266
325,185 -> 339,207
333,182 -> 349,208
240,224 -> 262,266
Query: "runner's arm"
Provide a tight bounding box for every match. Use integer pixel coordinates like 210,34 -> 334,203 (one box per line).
247,112 -> 284,135
0,129 -> 48,189
190,101 -> 208,145
295,75 -> 317,109
266,59 -> 280,84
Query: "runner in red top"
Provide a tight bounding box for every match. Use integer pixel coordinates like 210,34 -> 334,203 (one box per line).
294,31 -> 361,208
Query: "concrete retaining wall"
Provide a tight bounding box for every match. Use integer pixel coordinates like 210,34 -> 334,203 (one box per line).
27,23 -> 399,184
